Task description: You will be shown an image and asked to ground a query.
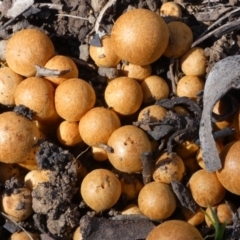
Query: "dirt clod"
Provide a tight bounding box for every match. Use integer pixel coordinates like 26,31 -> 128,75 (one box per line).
32,141 -> 80,239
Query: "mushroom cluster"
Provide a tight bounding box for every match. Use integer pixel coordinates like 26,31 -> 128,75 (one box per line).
0,3 -> 239,240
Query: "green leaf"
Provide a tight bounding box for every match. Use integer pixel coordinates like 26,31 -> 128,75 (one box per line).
201,206 -> 227,240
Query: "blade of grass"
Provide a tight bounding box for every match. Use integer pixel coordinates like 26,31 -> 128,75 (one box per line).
217,222 -> 227,240
201,206 -> 227,240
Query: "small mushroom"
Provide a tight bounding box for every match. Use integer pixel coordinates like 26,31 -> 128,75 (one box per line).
1,188 -> 33,222
138,181 -> 176,221
146,220 -> 203,240
205,202 -> 235,227
80,169 -> 121,212
6,28 -> 54,77
10,231 -> 40,240
180,47 -> 207,76
164,22 -> 193,59
24,169 -> 50,190
57,120 -> 83,147
79,107 -> 121,146
176,75 -> 204,102
153,152 -> 185,184
121,63 -> 152,81
14,77 -> 57,121
44,55 -> 79,85
107,125 -> 152,173
217,141 -> 240,195
90,35 -> 121,67
55,78 -> 96,122
110,8 -> 169,65
188,169 -> 225,207
0,67 -> 23,105
105,77 -> 143,115
141,75 -> 169,103
160,2 -> 182,18
0,112 -> 40,164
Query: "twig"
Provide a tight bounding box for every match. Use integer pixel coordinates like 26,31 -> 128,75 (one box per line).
192,19 -> 240,47
94,0 -> 117,33
76,146 -> 90,160
35,64 -> 72,77
174,59 -> 180,84
87,0 -> 117,40
198,7 -> 240,38
98,143 -> 113,153
71,58 -> 97,71
152,139 -> 165,160
0,18 -> 16,31
158,139 -> 165,151
169,58 -> 176,95
0,212 -> 34,240
56,14 -> 89,21
38,3 -> 63,11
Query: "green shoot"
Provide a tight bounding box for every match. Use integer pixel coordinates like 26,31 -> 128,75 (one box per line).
201,206 -> 227,240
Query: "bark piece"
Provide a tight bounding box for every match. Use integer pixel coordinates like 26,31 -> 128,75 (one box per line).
141,152 -> 154,185
171,180 -> 197,213
35,65 -> 71,78
80,215 -> 155,240
5,0 -> 34,18
199,55 -> 240,172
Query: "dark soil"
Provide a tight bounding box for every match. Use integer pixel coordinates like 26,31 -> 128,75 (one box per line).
1,0 -> 240,239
